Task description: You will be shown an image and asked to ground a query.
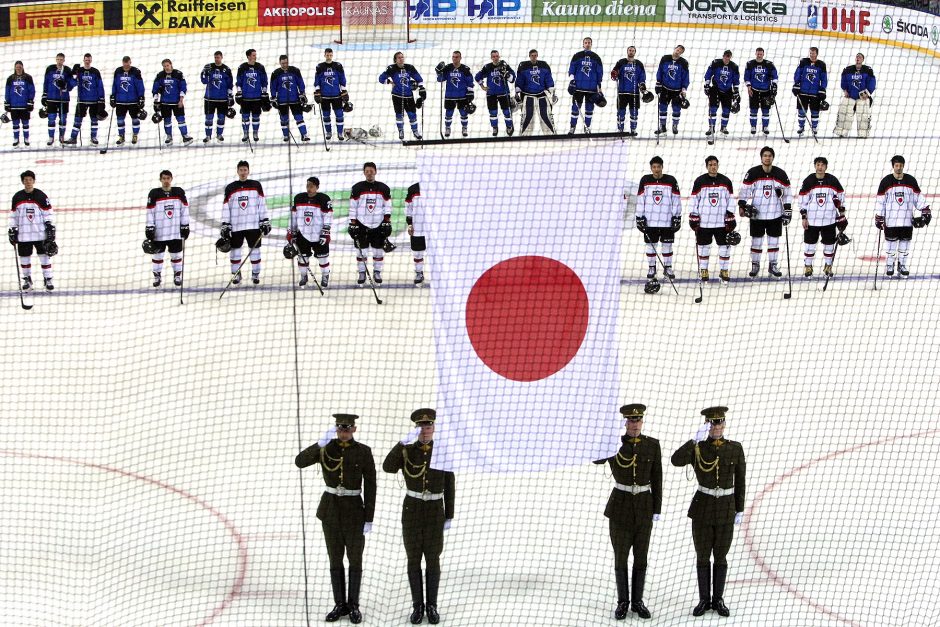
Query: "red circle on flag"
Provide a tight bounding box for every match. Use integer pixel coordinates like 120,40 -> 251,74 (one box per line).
465,256 -> 589,382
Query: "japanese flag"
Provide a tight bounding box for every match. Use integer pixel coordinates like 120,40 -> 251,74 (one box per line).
418,144 -> 626,473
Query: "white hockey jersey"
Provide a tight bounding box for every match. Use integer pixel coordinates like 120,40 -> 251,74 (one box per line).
799,173 -> 845,227
146,186 -> 190,241
10,188 -> 54,242
875,173 -> 927,228
635,174 -> 681,228
405,183 -> 425,237
222,179 -> 268,232
290,192 -> 333,240
739,165 -> 792,220
349,180 -> 392,229
690,173 -> 735,229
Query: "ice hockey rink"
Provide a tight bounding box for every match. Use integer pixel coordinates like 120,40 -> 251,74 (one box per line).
1,19 -> 940,627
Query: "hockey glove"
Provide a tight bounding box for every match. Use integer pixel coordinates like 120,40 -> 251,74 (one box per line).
44,222 -> 55,242
835,212 -> 848,232
875,215 -> 885,230
378,221 -> 392,238
348,221 -> 363,241
689,214 -> 701,231
109,95 -> 116,108
318,226 -> 331,247
41,95 -> 48,108
792,85 -> 800,97
227,94 -> 235,108
568,80 -> 576,96
137,96 -> 145,110
703,83 -> 711,96
299,93 -> 308,106
220,222 -> 232,239
313,91 -> 321,104
654,82 -> 662,95
145,225 -> 156,241
286,229 -> 295,243
782,206 -> 793,226
259,218 -> 272,235
180,225 -> 190,240
3,102 -> 10,112
724,212 -> 737,232
731,92 -> 741,114
635,215 -> 648,233
26,101 -> 33,113
515,91 -> 523,104
550,89 -> 558,105
235,90 -> 243,105
922,206 -> 931,226
416,86 -> 427,108
7,227 -> 17,246
818,89 -> 827,102
671,215 -> 682,233
435,61 -> 447,75
610,69 -> 619,82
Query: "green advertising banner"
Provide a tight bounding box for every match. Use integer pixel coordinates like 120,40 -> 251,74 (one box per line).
532,0 -> 664,22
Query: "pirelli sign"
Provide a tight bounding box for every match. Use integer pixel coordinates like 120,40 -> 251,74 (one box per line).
123,0 -> 257,30
5,3 -> 103,38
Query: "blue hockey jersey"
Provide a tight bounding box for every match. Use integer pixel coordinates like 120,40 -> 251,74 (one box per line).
112,66 -> 146,104
704,59 -> 740,93
153,70 -> 187,104
656,55 -> 689,92
475,62 -> 516,97
5,73 -> 35,109
611,58 -> 646,94
314,62 -> 346,98
43,64 -> 75,102
379,64 -> 423,97
568,50 -> 603,92
840,65 -> 875,99
74,66 -> 105,103
437,63 -> 474,99
516,60 -> 555,95
793,58 -> 827,96
201,63 -> 233,102
236,62 -> 268,99
744,59 -> 778,92
270,66 -> 306,104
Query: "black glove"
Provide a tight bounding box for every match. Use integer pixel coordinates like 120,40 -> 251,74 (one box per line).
44,222 -> 55,242
203,63 -> 212,75
792,84 -> 800,97
418,86 -> 427,101
318,226 -> 331,247
818,89 -> 827,102
259,218 -> 272,235
635,215 -> 648,233
72,64 -> 81,75
770,83 -> 778,97
835,212 -> 848,231
8,227 -> 17,246
671,215 -> 681,233
348,221 -> 363,241
515,92 -> 523,103
689,214 -> 700,231
724,212 -> 737,232
137,96 -> 145,109
655,83 -> 662,95
3,102 -> 9,113
875,215 -> 885,231
145,225 -> 156,241
703,83 -> 711,96
299,93 -> 308,106
378,221 -> 392,238
220,222 -> 232,239
109,95 -> 116,107
41,95 -> 48,107
923,206 -> 932,226
435,61 -> 446,75
314,91 -> 322,104
180,224 -> 190,240
227,94 -> 234,107
235,90 -> 243,105
782,205 -> 793,226
26,100 -> 33,112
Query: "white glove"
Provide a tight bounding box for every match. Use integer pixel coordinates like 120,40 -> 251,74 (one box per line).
694,424 -> 710,443
363,522 -> 373,534
443,519 -> 452,531
401,427 -> 422,446
318,426 -> 338,447
734,512 -> 743,526
652,514 -> 661,522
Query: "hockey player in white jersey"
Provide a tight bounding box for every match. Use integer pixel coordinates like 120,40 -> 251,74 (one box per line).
798,157 -> 847,278
875,155 -> 930,277
348,162 -> 392,286
739,146 -> 792,278
287,176 -> 333,288
634,156 -> 681,287
144,170 -> 190,287
220,160 -> 269,285
405,182 -> 426,286
690,156 -> 738,283
9,170 -> 55,291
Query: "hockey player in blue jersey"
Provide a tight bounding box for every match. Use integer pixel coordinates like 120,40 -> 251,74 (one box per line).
236,49 -> 269,143
270,54 -> 311,143
475,50 -> 515,137
201,51 -> 234,143
703,49 -> 740,142
314,48 -> 349,141
567,37 -> 604,134
379,52 -> 424,141
655,45 -> 690,136
64,53 -> 105,146
516,49 -> 556,136
111,56 -> 146,145
436,51 -> 475,138
834,53 -> 876,139
610,46 -> 652,136
152,59 -> 193,145
744,47 -> 778,136
793,47 -> 828,136
41,53 -> 75,146
4,61 -> 35,147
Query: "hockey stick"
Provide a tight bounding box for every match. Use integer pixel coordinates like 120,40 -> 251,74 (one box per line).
439,82 -> 445,140
772,100 -> 790,143
12,244 -> 32,310
796,96 -> 819,143
821,238 -> 840,292
298,252 -> 324,296
693,243 -> 704,304
873,229 -> 882,291
179,237 -> 185,305
99,107 -> 114,154
219,232 -> 264,300
315,101 -> 331,152
655,248 -> 679,296
354,243 -> 383,305
783,225 -> 793,299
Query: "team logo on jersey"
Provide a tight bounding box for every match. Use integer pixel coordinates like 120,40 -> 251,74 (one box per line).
450,73 -> 461,89
246,76 -> 257,88
322,75 -> 335,87
708,192 -> 719,206
580,62 -> 592,77
624,66 -> 635,80
25,207 -> 35,221
13,85 -> 24,98
238,195 -> 249,210
212,76 -> 222,90
366,198 -> 377,213
164,207 -> 174,219
895,191 -> 905,206
815,192 -> 826,206
668,65 -> 677,81
82,76 -> 92,91
652,190 -> 662,204
762,184 -> 773,199
304,210 -> 314,224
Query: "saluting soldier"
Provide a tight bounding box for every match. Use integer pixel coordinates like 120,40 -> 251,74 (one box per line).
594,403 -> 662,620
383,408 -> 455,625
295,414 -> 376,625
670,406 -> 746,618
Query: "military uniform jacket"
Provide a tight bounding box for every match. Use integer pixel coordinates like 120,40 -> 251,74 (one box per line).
295,439 -> 376,528
594,434 -> 662,524
383,441 -> 455,523
671,438 -> 745,524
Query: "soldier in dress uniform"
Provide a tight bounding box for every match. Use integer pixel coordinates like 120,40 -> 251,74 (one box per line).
670,406 -> 746,618
594,403 -> 662,620
383,408 -> 455,625
295,414 -> 376,624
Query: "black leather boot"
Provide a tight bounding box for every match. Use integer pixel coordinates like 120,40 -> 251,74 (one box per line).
614,569 -> 629,619
692,565 -> 711,616
712,564 -> 730,616
630,566 -> 651,619
347,568 -> 363,623
408,569 -> 425,624
425,567 -> 441,624
324,568 -> 348,621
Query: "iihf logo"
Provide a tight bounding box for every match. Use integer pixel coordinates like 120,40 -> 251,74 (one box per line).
806,5 -> 818,28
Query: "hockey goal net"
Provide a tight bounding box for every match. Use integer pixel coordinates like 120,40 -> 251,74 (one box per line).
336,0 -> 415,44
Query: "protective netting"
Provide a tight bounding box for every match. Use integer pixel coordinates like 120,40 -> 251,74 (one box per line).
1,3 -> 940,626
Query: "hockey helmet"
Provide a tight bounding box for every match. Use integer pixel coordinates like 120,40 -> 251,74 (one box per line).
644,278 -> 661,294
38,107 -> 48,119
730,100 -> 740,114
819,99 -> 830,111
343,99 -> 354,113
679,95 -> 691,109
836,232 -> 851,246
283,243 -> 298,259
301,103 -> 313,113
0,113 -> 9,124
226,107 -> 237,119
142,239 -> 157,255
368,124 -> 382,138
151,111 -> 163,124
96,108 -> 108,121
137,108 -> 148,121
43,240 -> 59,257
592,93 -> 607,108
465,101 -> 477,115
726,231 -> 742,246
383,238 -> 397,253
215,237 -> 232,253
642,91 -> 655,103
